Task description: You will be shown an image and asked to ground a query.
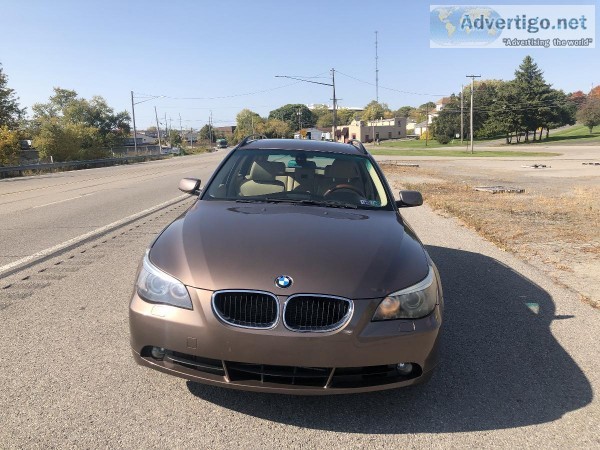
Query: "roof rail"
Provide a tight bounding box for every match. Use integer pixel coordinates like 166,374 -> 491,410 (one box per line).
347,139 -> 368,155
237,134 -> 268,148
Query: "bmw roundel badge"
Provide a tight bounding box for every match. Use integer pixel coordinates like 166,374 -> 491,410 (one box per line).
275,275 -> 293,289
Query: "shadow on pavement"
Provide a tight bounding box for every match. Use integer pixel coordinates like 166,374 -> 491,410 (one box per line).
187,245 -> 592,433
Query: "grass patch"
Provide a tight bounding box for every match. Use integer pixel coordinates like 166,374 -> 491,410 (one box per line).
539,124 -> 600,144
370,149 -> 560,157
381,164 -> 600,307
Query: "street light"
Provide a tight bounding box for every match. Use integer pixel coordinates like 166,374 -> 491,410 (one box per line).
275,69 -> 338,140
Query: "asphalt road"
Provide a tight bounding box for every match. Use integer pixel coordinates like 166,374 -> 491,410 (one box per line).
0,151 -> 227,269
0,154 -> 599,448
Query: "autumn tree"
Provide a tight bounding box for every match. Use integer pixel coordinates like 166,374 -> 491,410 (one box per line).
568,91 -> 587,110
589,86 -> 600,99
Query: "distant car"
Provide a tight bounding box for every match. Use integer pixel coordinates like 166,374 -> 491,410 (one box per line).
129,137 -> 443,394
216,139 -> 227,149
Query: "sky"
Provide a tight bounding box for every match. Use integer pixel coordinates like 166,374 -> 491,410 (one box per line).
1,0 -> 598,129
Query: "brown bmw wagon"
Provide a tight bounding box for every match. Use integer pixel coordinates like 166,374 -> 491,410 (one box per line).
129,137 -> 443,394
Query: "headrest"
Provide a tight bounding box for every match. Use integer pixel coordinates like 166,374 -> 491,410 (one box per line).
249,161 -> 285,181
327,159 -> 359,179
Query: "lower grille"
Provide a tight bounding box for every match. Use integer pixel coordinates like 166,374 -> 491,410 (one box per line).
284,295 -> 353,332
212,291 -> 278,329
142,347 -> 422,389
226,362 -> 331,387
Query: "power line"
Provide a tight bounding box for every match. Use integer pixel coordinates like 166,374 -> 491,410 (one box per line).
134,73 -> 327,101
335,70 -> 450,97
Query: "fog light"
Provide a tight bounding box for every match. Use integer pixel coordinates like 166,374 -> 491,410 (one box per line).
151,346 -> 166,360
396,362 -> 413,375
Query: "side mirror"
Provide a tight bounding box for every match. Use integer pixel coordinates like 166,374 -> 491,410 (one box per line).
178,177 -> 201,194
396,190 -> 423,208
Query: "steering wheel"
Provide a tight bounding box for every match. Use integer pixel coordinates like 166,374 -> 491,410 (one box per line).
323,184 -> 364,198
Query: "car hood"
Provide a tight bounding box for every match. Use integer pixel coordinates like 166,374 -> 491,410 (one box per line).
150,201 -> 429,299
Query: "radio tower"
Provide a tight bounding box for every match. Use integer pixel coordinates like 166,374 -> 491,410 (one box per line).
375,31 -> 379,102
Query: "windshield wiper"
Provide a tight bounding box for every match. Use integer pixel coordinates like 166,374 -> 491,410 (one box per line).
263,198 -> 358,209
236,197 -> 358,209
235,198 -> 278,203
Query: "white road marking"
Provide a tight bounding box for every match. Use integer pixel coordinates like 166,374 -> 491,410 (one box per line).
31,193 -> 95,209
0,194 -> 189,277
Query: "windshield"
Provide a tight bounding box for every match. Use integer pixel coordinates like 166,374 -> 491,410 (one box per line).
202,149 -> 391,210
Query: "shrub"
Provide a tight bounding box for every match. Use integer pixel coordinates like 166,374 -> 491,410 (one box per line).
0,126 -> 20,166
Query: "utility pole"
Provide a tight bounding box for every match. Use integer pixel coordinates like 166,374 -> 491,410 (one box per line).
297,108 -> 302,133
155,106 -> 162,150
425,110 -> 429,146
375,31 -> 379,103
209,111 -> 213,146
130,91 -> 138,154
164,112 -> 168,145
460,84 -> 464,145
179,113 -> 182,134
275,72 -> 336,140
331,68 -> 337,141
466,74 -> 481,153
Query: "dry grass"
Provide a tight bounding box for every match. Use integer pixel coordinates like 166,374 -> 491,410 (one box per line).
381,164 -> 600,308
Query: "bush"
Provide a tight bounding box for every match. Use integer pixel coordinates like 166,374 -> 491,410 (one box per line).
419,130 -> 433,141
0,126 -> 20,166
436,135 -> 451,145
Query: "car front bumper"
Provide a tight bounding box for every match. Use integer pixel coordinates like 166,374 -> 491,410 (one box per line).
129,288 -> 442,395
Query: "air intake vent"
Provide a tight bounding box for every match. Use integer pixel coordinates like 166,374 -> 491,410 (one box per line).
213,291 -> 279,329
284,295 -> 353,332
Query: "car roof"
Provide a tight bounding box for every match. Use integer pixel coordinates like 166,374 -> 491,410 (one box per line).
238,138 -> 366,155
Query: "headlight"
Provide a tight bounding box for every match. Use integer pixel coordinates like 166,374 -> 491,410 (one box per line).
372,267 -> 437,320
136,250 -> 193,310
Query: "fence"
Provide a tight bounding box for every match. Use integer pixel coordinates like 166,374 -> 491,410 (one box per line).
0,153 -> 171,179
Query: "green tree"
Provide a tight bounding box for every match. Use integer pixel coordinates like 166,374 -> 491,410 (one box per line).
263,119 -> 291,138
484,81 -> 523,143
234,109 -> 265,141
310,104 -> 332,128
512,56 -> 554,141
394,106 -> 415,118
199,124 -> 216,143
32,88 -> 130,149
539,89 -> 576,138
335,108 -> 355,126
0,125 -> 20,165
577,97 -> 600,133
268,104 -> 315,131
33,117 -> 93,161
432,96 -> 460,143
169,129 -> 183,146
360,101 -> 391,121
0,64 -> 25,128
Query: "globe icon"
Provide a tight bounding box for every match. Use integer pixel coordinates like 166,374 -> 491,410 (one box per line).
430,6 -> 504,46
